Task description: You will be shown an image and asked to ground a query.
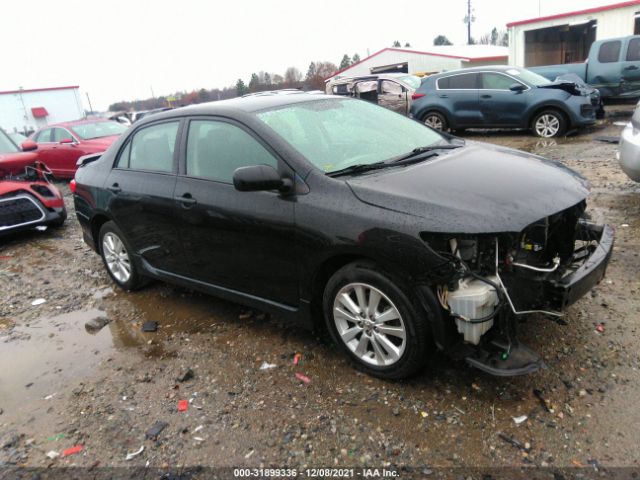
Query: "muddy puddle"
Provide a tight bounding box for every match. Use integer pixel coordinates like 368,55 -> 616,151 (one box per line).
0,308 -> 146,421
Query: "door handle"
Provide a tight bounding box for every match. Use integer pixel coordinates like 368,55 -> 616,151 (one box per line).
175,193 -> 197,206
624,65 -> 639,71
107,183 -> 121,193
438,94 -> 448,98
481,94 -> 492,99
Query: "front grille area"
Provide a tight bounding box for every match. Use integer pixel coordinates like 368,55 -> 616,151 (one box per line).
581,104 -> 595,117
0,195 -> 45,230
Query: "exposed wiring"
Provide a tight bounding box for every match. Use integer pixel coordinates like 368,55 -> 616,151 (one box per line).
511,256 -> 560,273
493,238 -> 564,318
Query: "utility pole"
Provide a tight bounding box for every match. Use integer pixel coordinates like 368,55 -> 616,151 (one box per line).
86,92 -> 94,114
464,0 -> 475,45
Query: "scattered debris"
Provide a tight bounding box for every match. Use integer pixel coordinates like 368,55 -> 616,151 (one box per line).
533,389 -> 552,413
84,315 -> 111,333
245,449 -> 255,459
513,415 -> 528,425
142,321 -> 158,332
621,223 -> 630,228
293,353 -> 302,365
613,121 -> 628,126
46,450 -> 60,459
259,362 -> 277,370
177,368 -> 194,382
295,373 -> 311,384
194,425 -> 204,433
593,136 -> 620,144
125,445 -> 144,460
62,445 -> 83,457
31,298 -> 46,306
595,324 -> 605,333
194,436 -> 204,442
178,400 -> 188,411
46,434 -> 65,442
145,421 -> 168,440
420,411 -> 428,418
498,433 -> 527,451
44,393 -> 57,400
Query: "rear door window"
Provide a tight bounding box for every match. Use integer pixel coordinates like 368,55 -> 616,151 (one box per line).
35,128 -> 52,143
598,41 -> 622,63
118,121 -> 179,172
380,80 -> 403,94
438,73 -> 478,89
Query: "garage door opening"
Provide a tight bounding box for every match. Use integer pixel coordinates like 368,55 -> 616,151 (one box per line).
524,20 -> 597,67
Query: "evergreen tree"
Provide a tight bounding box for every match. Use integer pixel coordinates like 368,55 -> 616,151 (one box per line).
339,54 -> 351,70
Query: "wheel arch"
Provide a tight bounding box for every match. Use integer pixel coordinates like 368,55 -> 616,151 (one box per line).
90,212 -> 113,253
527,104 -> 571,128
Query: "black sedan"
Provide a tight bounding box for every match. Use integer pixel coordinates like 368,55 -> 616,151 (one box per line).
73,94 -> 613,379
410,66 -> 599,137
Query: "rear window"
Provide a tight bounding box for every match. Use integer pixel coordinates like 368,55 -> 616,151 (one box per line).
437,73 -> 478,89
598,41 -> 622,63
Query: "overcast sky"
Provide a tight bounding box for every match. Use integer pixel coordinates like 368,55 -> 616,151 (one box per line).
0,0 -> 628,110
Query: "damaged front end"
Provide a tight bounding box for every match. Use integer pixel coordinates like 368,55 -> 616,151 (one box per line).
420,201 -> 614,376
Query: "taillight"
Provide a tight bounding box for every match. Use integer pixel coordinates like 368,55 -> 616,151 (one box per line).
411,92 -> 426,100
69,179 -> 76,193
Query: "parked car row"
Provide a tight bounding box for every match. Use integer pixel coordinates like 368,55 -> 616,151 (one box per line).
328,66 -> 600,138
0,128 -> 66,235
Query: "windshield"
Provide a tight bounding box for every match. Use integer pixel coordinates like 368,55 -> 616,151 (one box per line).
70,121 -> 127,140
256,98 -> 444,173
399,75 -> 421,89
504,68 -> 551,87
0,129 -> 19,154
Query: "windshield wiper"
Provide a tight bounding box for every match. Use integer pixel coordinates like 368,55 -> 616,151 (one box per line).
386,142 -> 463,164
327,161 -> 390,177
327,141 -> 464,178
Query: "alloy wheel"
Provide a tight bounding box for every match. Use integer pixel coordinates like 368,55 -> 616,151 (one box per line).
102,232 -> 132,283
534,114 -> 560,137
332,282 -> 406,367
424,115 -> 444,130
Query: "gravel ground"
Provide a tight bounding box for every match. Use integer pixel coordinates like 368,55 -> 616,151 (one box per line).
1,112 -> 639,479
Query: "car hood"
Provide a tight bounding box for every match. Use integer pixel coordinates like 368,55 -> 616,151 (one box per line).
540,79 -> 596,96
346,142 -> 589,234
0,151 -> 38,177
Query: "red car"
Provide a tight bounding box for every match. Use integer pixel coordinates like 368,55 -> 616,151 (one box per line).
23,119 -> 127,179
1,129 -> 66,235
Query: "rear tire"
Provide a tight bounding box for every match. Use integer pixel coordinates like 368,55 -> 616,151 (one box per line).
323,261 -> 432,379
531,109 -> 567,138
98,221 -> 146,291
423,111 -> 448,132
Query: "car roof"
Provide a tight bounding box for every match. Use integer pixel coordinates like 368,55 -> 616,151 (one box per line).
330,73 -> 413,84
137,93 -> 338,124
42,118 -> 113,129
428,65 -> 526,79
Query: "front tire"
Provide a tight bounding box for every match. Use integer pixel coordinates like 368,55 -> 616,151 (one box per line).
99,221 -> 145,291
323,262 -> 432,379
531,109 -> 566,138
423,111 -> 448,131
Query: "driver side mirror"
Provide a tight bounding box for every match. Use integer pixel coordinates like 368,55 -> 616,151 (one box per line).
59,137 -> 74,144
510,83 -> 526,92
21,140 -> 37,152
233,164 -> 292,193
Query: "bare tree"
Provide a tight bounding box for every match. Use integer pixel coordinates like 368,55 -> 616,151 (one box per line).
284,67 -> 302,86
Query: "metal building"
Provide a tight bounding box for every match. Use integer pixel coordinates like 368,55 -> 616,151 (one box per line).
507,0 -> 640,67
325,45 -> 508,81
0,86 -> 84,136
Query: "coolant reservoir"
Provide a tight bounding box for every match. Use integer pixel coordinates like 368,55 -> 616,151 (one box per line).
447,276 -> 499,345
